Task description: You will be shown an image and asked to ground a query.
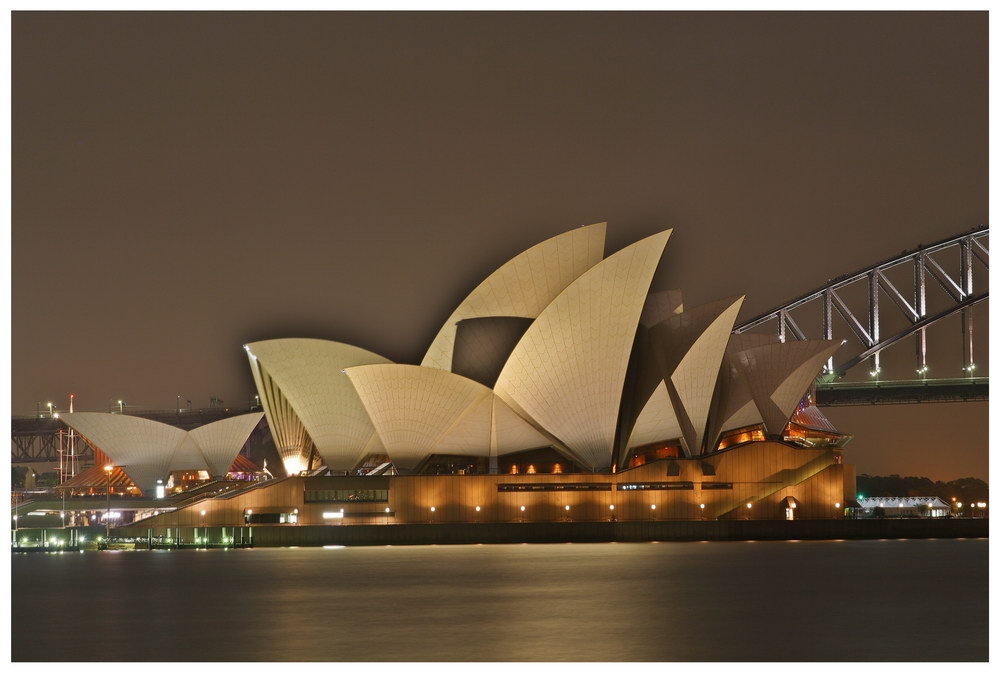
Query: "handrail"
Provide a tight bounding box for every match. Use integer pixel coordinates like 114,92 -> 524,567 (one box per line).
816,377 -> 987,389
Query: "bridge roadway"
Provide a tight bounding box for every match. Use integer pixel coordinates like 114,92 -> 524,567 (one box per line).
815,377 -> 988,406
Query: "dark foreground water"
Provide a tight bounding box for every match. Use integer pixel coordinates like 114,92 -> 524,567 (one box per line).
11,538 -> 988,661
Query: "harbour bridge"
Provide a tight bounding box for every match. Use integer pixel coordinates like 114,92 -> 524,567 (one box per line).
12,226 -> 988,465
734,225 -> 988,406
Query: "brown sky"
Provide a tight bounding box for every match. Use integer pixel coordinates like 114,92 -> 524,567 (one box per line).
12,12 -> 988,480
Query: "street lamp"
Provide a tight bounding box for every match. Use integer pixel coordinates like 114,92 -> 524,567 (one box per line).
47,402 -> 54,417
103,465 -> 126,540
118,400 -> 124,414
104,465 -> 114,540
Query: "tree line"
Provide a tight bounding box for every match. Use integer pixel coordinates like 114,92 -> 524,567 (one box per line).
856,474 -> 988,502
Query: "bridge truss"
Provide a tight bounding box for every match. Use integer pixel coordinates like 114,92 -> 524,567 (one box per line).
734,226 -> 988,380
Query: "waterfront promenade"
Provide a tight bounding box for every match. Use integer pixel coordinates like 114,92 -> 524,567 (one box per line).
11,517 -> 988,550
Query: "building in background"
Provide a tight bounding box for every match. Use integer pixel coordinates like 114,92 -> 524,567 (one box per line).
855,496 -> 952,518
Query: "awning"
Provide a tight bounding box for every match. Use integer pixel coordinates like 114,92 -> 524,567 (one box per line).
61,465 -> 134,489
780,496 -> 801,509
229,453 -> 262,473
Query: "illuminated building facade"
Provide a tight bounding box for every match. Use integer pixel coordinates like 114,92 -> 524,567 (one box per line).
131,223 -> 854,527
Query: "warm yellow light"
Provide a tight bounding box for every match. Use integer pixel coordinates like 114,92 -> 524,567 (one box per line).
699,503 -> 705,509
790,503 -> 797,509
565,505 -> 570,511
246,509 -> 253,515
650,505 -> 656,510
475,506 -> 481,512
200,510 -> 206,516
519,505 -> 525,512
609,505 -> 615,511
835,503 -> 841,508
103,465 -> 113,472
282,456 -> 304,475
746,503 -> 753,509
430,507 -> 436,512
385,507 -> 391,513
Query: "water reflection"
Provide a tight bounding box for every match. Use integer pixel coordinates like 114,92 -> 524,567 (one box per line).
12,539 -> 987,662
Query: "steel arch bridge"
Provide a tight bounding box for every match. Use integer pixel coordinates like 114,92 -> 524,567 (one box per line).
733,226 -> 988,406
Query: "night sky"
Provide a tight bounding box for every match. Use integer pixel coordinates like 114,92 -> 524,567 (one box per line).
12,12 -> 987,480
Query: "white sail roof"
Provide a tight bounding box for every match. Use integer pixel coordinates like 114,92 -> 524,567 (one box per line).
494,230 -> 672,470
708,333 -> 781,443
622,297 -> 743,458
60,412 -> 265,494
169,436 -> 209,473
625,380 -> 683,450
668,297 -> 744,453
188,413 -> 264,476
733,340 -> 842,434
421,222 -> 606,372
245,338 -> 391,473
490,395 -> 552,456
345,364 -> 549,472
60,413 -> 187,496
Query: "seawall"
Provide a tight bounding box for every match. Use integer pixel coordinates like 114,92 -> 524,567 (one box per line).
94,517 -> 990,547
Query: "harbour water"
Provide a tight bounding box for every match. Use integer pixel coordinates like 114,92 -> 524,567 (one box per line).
11,538 -> 988,661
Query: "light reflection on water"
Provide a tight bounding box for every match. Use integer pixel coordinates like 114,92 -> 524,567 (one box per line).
12,539 -> 987,662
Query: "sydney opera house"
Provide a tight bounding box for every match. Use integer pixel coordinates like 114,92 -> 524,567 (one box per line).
56,223 -> 855,528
